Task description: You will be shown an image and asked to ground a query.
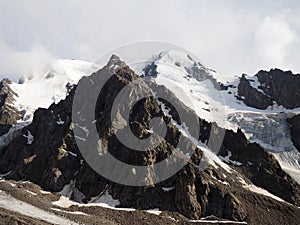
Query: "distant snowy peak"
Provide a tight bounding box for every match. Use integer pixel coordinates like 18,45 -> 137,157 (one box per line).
143,50 -> 214,82
142,50 -> 235,84
10,59 -> 99,121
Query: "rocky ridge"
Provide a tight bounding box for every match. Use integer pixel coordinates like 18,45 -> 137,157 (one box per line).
237,69 -> 300,110
0,56 -> 299,225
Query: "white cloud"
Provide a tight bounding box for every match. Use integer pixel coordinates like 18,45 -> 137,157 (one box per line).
254,13 -> 298,69
0,1 -> 299,80
0,39 -> 54,81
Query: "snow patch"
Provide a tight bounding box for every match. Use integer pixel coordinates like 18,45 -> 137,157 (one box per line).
56,115 -> 65,125
53,183 -> 135,212
23,130 -> 34,144
51,208 -> 88,216
247,76 -> 269,96
40,190 -> 52,195
52,196 -> 74,208
0,122 -> 29,149
0,191 -> 79,225
243,184 -> 286,203
190,219 -> 247,224
212,175 -> 229,186
146,208 -> 162,215
25,190 -> 37,196
89,190 -> 120,207
238,176 -> 286,203
162,186 -> 175,192
219,151 -> 242,166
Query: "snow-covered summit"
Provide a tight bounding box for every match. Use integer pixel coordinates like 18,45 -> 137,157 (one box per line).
144,50 -> 235,84
143,51 -> 225,127
10,59 -> 99,121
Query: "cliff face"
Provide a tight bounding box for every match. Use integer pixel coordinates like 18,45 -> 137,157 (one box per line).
0,78 -> 22,135
288,114 -> 300,153
256,69 -> 300,109
237,74 -> 273,109
238,69 -> 300,110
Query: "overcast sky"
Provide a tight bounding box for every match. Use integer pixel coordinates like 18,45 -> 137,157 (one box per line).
0,0 -> 299,81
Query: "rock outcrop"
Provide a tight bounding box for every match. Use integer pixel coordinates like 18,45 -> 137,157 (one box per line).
256,69 -> 300,109
238,69 -> 300,110
0,79 -> 22,135
237,74 -> 273,109
288,114 -> 300,153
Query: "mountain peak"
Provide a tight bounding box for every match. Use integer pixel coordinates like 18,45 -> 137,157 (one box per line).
109,54 -> 121,62
104,54 -> 127,74
0,51 -> 300,224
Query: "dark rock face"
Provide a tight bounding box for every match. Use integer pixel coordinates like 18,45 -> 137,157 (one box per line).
237,74 -> 273,109
220,129 -> 300,205
175,164 -> 201,219
142,62 -> 158,78
288,114 -> 300,152
0,58 -> 300,225
0,79 -> 22,128
0,124 -> 12,136
256,69 -> 300,109
237,69 -> 300,109
197,176 -> 247,222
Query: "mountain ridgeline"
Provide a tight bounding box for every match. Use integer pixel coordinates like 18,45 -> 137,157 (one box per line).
0,52 -> 299,225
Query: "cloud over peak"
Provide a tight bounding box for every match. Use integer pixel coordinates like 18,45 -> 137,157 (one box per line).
0,0 -> 299,80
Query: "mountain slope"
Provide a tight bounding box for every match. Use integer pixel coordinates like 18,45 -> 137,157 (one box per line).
0,54 -> 299,224
141,51 -> 300,185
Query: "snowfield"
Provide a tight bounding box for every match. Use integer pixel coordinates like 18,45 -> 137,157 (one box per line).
10,59 -> 100,121
0,190 -> 79,225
